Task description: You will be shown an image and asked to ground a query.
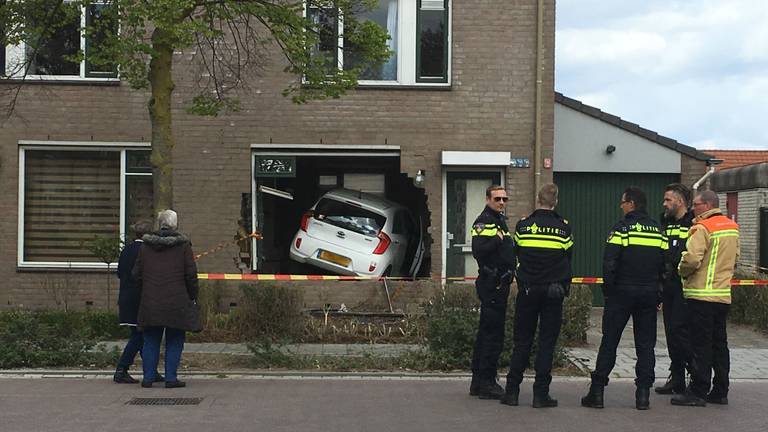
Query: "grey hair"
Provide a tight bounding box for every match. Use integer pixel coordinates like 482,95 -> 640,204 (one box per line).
157,210 -> 178,231
697,190 -> 720,208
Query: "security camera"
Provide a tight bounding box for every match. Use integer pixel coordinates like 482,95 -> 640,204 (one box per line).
606,145 -> 616,154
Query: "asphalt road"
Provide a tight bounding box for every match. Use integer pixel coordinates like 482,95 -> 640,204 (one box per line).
1,377 -> 766,432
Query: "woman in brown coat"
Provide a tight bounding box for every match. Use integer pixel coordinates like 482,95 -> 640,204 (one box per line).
134,210 -> 199,388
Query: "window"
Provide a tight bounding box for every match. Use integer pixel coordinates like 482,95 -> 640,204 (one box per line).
19,147 -> 153,267
5,1 -> 117,79
306,0 -> 451,85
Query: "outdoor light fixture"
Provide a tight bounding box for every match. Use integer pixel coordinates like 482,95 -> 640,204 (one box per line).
414,169 -> 425,187
606,145 -> 616,154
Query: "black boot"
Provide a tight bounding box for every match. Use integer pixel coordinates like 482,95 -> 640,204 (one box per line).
500,385 -> 519,406
477,378 -> 504,400
654,373 -> 685,394
469,374 -> 481,396
153,373 -> 165,383
113,368 -> 139,384
581,384 -> 604,409
671,391 -> 706,407
635,387 -> 650,410
532,393 -> 558,408
705,391 -> 728,405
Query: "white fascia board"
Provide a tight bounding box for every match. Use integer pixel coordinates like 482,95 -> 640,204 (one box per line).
441,151 -> 511,166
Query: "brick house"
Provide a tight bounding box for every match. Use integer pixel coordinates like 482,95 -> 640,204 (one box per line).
0,0 -> 557,310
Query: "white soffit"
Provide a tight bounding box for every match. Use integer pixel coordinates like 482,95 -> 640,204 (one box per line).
442,151 -> 510,166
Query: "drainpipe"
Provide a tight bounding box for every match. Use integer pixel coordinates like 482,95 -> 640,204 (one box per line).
533,0 -> 545,204
692,158 -> 723,193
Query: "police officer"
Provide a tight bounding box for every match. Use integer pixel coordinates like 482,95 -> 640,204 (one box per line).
582,186 -> 667,410
469,185 -> 516,399
500,183 -> 573,408
655,183 -> 694,395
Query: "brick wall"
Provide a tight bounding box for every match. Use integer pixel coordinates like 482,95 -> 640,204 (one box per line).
0,0 -> 555,309
680,154 -> 708,190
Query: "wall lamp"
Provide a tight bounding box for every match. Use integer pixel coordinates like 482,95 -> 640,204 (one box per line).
414,169 -> 425,187
606,145 -> 616,154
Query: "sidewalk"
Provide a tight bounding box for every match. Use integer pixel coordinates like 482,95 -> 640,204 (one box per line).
569,308 -> 768,379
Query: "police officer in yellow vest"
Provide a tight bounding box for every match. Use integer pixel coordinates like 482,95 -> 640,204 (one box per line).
469,185 -> 516,399
582,187 -> 667,410
500,183 -> 573,408
656,183 -> 695,395
672,190 -> 739,407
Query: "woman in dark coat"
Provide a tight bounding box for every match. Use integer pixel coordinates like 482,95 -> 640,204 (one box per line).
134,210 -> 199,388
114,220 -> 163,384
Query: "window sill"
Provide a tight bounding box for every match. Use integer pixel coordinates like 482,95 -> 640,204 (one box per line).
1,77 -> 121,86
355,83 -> 452,91
16,263 -> 117,274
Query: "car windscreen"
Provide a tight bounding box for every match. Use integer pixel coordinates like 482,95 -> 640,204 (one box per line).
314,198 -> 387,237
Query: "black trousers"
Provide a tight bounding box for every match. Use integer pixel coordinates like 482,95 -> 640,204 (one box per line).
592,285 -> 657,388
505,282 -> 564,394
471,275 -> 510,380
661,278 -> 692,378
687,299 -> 730,398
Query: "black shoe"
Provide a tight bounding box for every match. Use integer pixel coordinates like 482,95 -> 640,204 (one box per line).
477,381 -> 504,400
113,369 -> 139,384
153,373 -> 165,383
469,375 -> 480,396
140,381 -> 153,388
671,393 -> 706,407
500,386 -> 519,406
532,394 -> 558,408
705,392 -> 728,405
165,380 -> 186,389
581,384 -> 604,409
654,375 -> 685,394
636,387 -> 650,410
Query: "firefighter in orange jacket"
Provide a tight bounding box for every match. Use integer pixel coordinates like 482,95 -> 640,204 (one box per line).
672,190 -> 739,407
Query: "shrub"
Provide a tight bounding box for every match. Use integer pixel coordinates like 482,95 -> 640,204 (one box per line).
420,284 -> 592,371
730,270 -> 768,331
235,283 -> 305,342
0,311 -> 119,368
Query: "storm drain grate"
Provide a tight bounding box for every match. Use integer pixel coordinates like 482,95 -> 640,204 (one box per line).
127,397 -> 203,406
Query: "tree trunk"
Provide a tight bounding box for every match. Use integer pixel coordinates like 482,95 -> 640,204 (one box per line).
148,28 -> 176,214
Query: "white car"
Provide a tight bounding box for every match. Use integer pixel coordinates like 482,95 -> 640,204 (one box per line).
289,189 -> 425,277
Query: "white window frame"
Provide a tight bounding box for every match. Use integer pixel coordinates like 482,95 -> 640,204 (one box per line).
17,141 -> 151,269
4,1 -> 119,82
304,0 -> 451,87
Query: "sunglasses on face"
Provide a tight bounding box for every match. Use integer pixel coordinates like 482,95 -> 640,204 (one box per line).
493,196 -> 509,202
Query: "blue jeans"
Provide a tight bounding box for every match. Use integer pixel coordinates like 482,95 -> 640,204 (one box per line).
142,327 -> 186,383
117,327 -> 143,370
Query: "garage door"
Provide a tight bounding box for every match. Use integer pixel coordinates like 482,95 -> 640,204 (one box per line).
553,172 -> 679,305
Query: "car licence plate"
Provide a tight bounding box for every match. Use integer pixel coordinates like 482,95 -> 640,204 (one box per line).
318,250 -> 351,267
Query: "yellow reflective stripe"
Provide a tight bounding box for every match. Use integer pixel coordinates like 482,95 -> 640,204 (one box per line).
626,237 -> 667,248
607,235 -> 627,246
516,233 -> 573,250
683,288 -> 731,296
711,230 -> 739,238
472,228 -> 498,237
666,227 -> 690,239
628,231 -> 665,239
706,237 -> 720,290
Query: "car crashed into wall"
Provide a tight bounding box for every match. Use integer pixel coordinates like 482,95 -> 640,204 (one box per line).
289,189 -> 425,277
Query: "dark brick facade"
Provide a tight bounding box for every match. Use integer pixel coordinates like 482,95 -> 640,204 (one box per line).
0,0 -> 555,310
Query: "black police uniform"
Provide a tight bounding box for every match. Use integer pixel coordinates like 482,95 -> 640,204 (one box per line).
592,210 -> 667,390
657,210 -> 694,393
470,205 -> 516,395
505,209 -> 573,399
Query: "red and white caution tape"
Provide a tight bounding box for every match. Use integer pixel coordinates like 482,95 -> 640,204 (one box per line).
197,273 -> 767,286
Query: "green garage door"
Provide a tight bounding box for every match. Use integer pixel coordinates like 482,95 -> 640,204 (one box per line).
553,172 -> 679,305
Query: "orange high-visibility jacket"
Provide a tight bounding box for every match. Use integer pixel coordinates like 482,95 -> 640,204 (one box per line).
679,208 -> 740,304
